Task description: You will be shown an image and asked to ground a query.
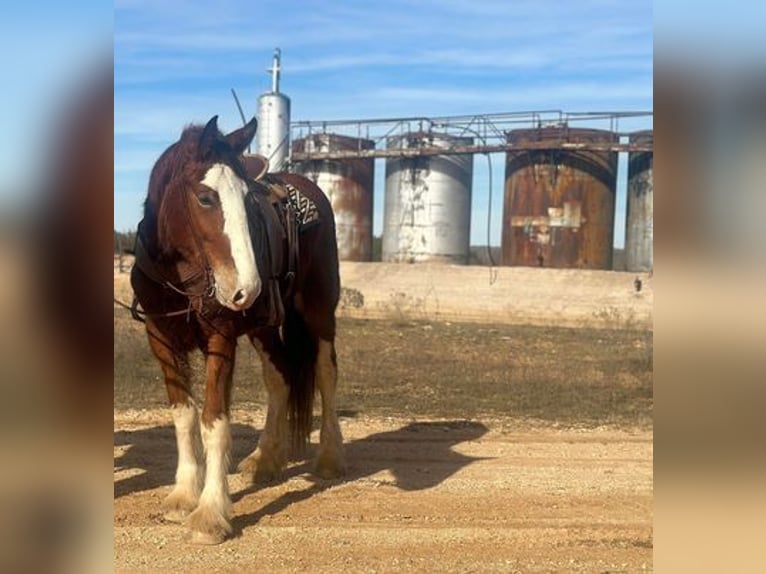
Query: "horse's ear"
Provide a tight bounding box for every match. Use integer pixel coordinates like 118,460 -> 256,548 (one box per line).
224,117 -> 258,156
198,115 -> 220,156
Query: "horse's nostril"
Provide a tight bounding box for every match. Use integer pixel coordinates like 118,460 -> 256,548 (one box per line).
233,289 -> 246,303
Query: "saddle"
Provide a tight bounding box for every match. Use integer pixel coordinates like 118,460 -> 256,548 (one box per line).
241,154 -> 269,182
243,158 -> 301,328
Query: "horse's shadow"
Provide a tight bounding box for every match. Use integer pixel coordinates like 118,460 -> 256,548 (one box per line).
230,419 -> 490,535
115,418 -> 490,536
114,422 -> 261,499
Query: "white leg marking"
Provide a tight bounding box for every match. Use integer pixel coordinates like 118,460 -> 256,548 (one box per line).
238,344 -> 289,482
201,163 -> 261,308
173,403 -> 203,495
261,349 -> 289,458
188,416 -> 232,544
200,416 -> 231,516
162,403 -> 203,522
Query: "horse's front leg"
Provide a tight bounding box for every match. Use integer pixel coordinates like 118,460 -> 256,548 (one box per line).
187,332 -> 235,545
145,321 -> 203,523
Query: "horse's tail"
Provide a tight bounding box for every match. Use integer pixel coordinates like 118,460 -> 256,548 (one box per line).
283,308 -> 317,454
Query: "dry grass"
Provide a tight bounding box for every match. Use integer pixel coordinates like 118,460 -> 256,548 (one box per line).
114,312 -> 652,428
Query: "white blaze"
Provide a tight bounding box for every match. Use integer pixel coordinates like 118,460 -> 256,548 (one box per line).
201,163 -> 260,307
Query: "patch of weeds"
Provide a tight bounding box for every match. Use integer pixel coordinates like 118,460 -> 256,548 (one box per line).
592,306 -> 638,330
379,291 -> 427,324
339,286 -> 365,310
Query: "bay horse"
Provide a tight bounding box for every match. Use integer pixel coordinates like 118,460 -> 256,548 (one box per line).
130,115 -> 345,544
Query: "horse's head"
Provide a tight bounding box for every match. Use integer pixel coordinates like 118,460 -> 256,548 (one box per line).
152,115 -> 261,311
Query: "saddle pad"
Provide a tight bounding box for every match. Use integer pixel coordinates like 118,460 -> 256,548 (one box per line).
284,183 -> 320,230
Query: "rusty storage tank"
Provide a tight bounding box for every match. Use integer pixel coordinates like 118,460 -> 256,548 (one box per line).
292,134 -> 375,261
625,130 -> 653,272
501,127 -> 618,269
382,133 -> 473,264
256,50 -> 290,171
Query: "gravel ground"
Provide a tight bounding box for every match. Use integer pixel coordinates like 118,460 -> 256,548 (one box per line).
115,408 -> 652,573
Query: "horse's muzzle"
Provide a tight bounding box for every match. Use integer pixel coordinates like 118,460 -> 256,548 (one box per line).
215,280 -> 261,311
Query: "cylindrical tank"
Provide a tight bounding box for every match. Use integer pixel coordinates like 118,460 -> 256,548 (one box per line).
501,127 -> 618,269
256,92 -> 290,172
625,130 -> 653,272
382,133 -> 473,264
292,134 -> 375,261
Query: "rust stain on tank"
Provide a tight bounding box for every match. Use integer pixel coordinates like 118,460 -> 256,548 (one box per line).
292,134 -> 375,261
625,130 -> 653,272
501,127 -> 618,269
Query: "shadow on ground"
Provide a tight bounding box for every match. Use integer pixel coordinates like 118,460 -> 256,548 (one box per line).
114,423 -> 260,499
230,420 -> 489,536
115,419 -> 489,537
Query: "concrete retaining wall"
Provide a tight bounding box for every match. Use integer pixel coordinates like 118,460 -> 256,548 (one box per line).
338,262 -> 652,329
115,257 -> 653,330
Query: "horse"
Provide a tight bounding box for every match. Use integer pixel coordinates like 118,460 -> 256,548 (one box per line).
130,115 -> 345,544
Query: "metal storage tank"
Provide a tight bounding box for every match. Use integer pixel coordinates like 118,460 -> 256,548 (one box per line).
501,127 -> 618,269
625,130 -> 653,272
292,134 -> 375,261
382,133 -> 473,264
256,49 -> 290,172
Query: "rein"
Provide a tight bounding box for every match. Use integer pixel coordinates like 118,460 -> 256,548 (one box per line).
113,295 -> 194,323
120,187 -> 217,324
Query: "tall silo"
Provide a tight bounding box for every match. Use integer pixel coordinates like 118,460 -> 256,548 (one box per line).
382,133 -> 473,264
256,49 -> 290,172
501,127 -> 618,269
292,133 -> 375,261
625,130 -> 653,272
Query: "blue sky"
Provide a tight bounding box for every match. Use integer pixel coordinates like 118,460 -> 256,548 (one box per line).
0,1 -> 111,208
115,0 -> 652,246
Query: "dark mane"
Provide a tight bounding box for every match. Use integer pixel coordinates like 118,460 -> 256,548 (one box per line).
140,124 -> 207,254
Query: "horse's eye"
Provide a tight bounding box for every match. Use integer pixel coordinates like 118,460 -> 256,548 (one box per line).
196,192 -> 217,208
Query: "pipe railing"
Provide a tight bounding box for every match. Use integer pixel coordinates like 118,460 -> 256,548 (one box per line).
289,110 -> 652,160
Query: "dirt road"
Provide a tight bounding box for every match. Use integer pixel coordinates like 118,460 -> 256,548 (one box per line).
114,409 -> 652,573
114,262 -> 652,571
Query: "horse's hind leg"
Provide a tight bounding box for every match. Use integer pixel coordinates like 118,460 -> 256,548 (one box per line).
145,323 -> 203,523
238,329 -> 289,483
314,337 -> 346,479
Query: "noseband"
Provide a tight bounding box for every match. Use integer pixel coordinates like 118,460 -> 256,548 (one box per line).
128,182 -> 219,322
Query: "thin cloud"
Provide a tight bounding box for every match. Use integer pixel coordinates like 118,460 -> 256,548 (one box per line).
114,0 -> 652,237
358,79 -> 652,109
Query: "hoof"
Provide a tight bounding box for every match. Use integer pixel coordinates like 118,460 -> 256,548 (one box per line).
238,449 -> 285,484
314,451 -> 347,480
163,508 -> 192,523
162,489 -> 198,523
190,530 -> 226,546
187,504 -> 232,545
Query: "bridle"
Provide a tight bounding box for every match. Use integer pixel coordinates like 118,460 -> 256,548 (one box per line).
116,157 -> 282,332
120,170 -> 221,323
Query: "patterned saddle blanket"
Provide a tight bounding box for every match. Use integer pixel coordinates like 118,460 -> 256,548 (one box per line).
282,181 -> 319,230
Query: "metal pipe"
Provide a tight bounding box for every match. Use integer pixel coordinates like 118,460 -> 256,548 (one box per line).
292,141 -> 652,161
269,48 -> 281,93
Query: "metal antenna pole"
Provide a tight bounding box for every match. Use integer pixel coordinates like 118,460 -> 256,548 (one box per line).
268,48 -> 281,93
230,88 -> 250,152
